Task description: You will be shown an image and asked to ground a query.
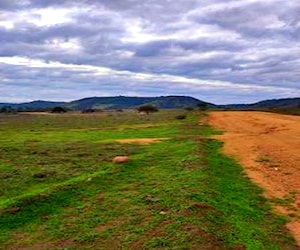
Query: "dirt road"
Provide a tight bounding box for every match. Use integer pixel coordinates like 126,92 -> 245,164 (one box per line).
208,111 -> 300,245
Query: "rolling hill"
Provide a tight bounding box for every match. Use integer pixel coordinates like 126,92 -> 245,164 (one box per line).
222,97 -> 300,109
0,96 -> 213,111
248,98 -> 300,108
1,96 -> 299,112
66,96 -> 213,110
0,101 -> 65,111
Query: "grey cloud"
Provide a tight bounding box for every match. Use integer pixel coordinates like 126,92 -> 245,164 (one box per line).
0,0 -> 29,10
133,38 -> 247,58
190,1 -> 300,39
0,0 -> 299,104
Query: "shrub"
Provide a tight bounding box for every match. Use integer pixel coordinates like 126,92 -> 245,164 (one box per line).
175,115 -> 186,120
137,105 -> 158,114
197,102 -> 208,111
81,108 -> 96,114
51,106 -> 67,113
185,107 -> 194,111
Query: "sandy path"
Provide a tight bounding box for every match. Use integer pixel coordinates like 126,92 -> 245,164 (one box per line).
208,111 -> 300,245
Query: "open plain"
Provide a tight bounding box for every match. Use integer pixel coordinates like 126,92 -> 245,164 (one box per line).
0,110 -> 298,249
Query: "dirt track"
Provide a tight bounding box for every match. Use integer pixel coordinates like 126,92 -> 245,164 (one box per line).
208,111 -> 300,245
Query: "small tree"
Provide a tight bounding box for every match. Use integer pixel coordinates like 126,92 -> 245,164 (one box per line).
137,105 -> 158,114
197,102 -> 208,111
184,107 -> 194,111
51,106 -> 67,113
81,108 -> 96,114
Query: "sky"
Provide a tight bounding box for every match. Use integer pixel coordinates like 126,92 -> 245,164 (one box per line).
0,0 -> 299,104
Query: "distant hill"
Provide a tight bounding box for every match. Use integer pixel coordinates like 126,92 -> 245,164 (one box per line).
0,96 -> 213,111
0,101 -> 65,111
18,101 -> 66,109
65,96 -> 214,110
222,98 -> 300,109
249,98 -> 300,109
1,96 -> 299,112
144,96 -> 213,109
0,103 -> 16,107
66,96 -> 151,110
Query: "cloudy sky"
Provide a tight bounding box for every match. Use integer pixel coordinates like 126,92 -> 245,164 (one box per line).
0,0 -> 299,104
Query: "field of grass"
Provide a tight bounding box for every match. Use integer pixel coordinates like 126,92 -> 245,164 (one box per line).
0,110 -> 297,249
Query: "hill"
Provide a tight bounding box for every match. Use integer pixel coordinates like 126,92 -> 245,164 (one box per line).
1,96 -> 211,112
0,101 -> 65,111
66,96 -> 213,110
221,97 -> 300,116
18,101 -> 66,110
1,96 -> 299,112
0,103 -> 16,108
249,98 -> 300,109
222,97 -> 300,109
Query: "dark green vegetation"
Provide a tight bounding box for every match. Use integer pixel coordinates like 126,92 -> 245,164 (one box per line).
221,98 -> 300,116
0,111 -> 297,249
0,96 -> 213,112
137,105 -> 159,114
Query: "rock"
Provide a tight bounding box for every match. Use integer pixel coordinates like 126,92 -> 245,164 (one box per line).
159,210 -> 169,215
145,195 -> 160,202
112,156 -> 130,164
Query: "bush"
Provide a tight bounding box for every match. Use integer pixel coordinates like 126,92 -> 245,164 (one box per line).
137,105 -> 158,114
52,106 -> 67,113
185,107 -> 194,111
197,102 -> 208,111
81,108 -> 96,114
175,115 -> 186,120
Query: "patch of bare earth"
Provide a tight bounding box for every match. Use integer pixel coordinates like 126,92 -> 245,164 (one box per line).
94,216 -> 127,233
181,224 -> 224,250
208,111 -> 300,246
130,220 -> 173,249
115,138 -> 169,144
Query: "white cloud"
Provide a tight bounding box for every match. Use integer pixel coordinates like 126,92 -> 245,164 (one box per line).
0,21 -> 14,29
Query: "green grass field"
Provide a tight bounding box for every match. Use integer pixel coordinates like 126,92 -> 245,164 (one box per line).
0,111 -> 297,249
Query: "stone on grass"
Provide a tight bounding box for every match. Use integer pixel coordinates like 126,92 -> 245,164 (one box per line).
112,156 -> 130,164
145,195 -> 160,202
